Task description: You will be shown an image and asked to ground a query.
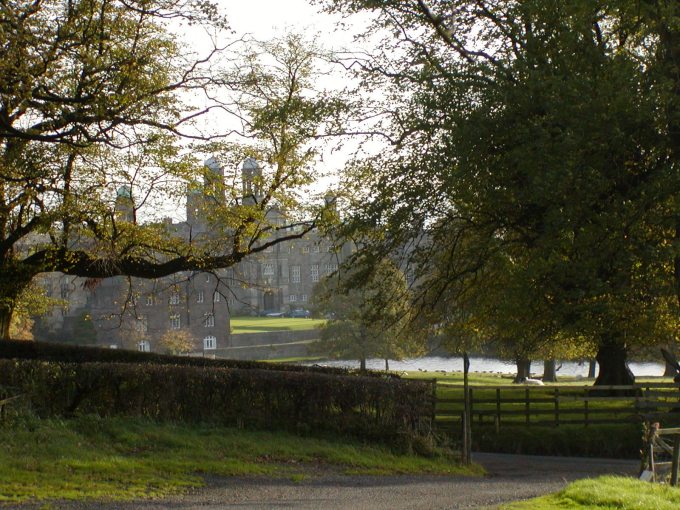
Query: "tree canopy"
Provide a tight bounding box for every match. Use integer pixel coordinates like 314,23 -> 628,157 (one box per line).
312,256 -> 425,371
322,0 -> 680,383
0,0 -> 346,339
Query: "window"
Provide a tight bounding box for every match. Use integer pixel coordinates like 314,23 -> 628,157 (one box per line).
313,245 -> 320,253
301,294 -> 308,302
137,340 -> 150,352
203,336 -> 216,350
291,265 -> 301,283
204,313 -> 215,327
311,265 -> 319,282
213,292 -> 220,302
196,291 -> 204,303
262,263 -> 275,276
325,263 -> 338,274
169,292 -> 180,305
327,245 -> 334,252
145,294 -> 154,306
205,274 -> 211,283
60,283 -> 70,299
169,314 -> 181,329
289,294 -> 297,302
302,246 -> 310,254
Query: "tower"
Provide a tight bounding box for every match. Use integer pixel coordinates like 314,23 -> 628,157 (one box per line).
186,157 -> 225,229
242,158 -> 262,205
114,186 -> 134,223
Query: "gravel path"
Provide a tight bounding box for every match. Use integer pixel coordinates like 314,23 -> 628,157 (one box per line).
5,453 -> 640,510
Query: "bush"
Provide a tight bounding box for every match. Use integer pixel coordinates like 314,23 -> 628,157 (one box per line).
0,339 -> 389,377
0,360 -> 434,448
473,423 -> 644,458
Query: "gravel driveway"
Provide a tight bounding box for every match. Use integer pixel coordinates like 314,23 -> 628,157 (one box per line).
5,453 -> 640,510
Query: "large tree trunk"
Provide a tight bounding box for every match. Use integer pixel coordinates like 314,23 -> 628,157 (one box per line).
0,305 -> 12,341
664,346 -> 679,377
360,357 -> 366,373
543,359 -> 557,382
588,359 -> 597,378
594,341 -> 634,387
384,358 -> 389,371
513,357 -> 531,383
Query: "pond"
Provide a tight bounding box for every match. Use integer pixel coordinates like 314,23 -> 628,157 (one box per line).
314,356 -> 666,377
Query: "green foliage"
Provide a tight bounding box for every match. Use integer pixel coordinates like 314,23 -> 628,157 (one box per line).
0,0 -> 346,340
312,257 -> 426,368
0,416 -> 476,504
322,0 -> 680,379
0,359 -> 434,448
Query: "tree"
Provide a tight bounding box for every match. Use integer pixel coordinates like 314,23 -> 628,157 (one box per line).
0,0 -> 346,340
322,0 -> 680,385
157,328 -> 196,355
312,256 -> 425,371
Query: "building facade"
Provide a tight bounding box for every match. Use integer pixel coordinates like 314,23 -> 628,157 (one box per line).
35,159 -> 349,354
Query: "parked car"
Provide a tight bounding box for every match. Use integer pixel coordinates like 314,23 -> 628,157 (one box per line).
259,310 -> 285,317
288,308 -> 311,318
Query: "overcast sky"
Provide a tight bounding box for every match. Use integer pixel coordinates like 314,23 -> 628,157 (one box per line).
221,0 -> 355,46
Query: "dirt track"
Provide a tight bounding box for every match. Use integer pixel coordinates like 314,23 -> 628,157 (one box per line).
6,453 -> 640,509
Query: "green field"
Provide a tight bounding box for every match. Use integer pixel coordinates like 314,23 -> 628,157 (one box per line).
230,316 -> 325,334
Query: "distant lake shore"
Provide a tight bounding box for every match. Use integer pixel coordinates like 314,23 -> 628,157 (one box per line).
312,356 -> 666,377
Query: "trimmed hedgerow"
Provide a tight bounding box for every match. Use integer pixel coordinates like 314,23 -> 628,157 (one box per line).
0,340 -> 384,377
0,360 -> 434,447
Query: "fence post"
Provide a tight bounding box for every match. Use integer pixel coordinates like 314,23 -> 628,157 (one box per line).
462,352 -> 472,465
495,388 -> 501,433
431,378 -> 437,428
525,387 -> 530,425
671,435 -> 680,486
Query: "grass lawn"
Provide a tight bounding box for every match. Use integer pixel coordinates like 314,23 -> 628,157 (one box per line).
501,476 -> 680,509
0,415 -> 480,504
230,316 -> 325,334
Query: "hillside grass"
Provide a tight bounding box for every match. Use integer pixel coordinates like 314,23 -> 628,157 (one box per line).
501,476 -> 680,509
0,415 -> 480,504
230,316 -> 325,334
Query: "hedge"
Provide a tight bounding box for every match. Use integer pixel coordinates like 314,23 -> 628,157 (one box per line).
0,360 -> 434,447
0,340 -> 386,377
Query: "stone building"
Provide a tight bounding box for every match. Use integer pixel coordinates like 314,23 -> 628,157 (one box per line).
35,158 -> 349,354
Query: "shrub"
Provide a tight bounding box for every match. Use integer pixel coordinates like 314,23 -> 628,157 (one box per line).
0,360 -> 434,448
0,339 -> 388,377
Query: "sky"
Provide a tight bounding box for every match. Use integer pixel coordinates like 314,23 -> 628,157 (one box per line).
157,1 -> 375,221
220,0 -> 357,47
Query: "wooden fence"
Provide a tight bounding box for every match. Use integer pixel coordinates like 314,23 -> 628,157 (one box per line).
640,423 -> 680,485
435,381 -> 680,431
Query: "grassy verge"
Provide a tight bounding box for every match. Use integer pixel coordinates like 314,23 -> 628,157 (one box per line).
0,415 -> 480,504
501,476 -> 680,509
230,316 -> 325,334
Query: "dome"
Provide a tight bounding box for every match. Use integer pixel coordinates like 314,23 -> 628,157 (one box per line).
116,186 -> 132,199
204,157 -> 221,173
242,157 -> 259,170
